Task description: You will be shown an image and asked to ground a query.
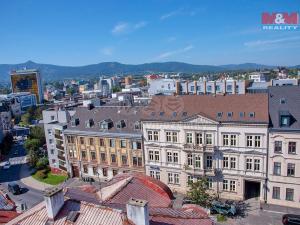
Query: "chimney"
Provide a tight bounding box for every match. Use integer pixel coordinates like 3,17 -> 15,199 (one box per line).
194,80 -> 197,95
126,198 -> 149,225
223,80 -> 226,94
233,80 -> 236,94
185,81 -> 188,95
203,81 -> 206,94
175,80 -> 180,95
44,187 -> 64,220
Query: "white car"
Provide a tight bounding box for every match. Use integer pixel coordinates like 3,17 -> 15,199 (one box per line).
3,161 -> 11,169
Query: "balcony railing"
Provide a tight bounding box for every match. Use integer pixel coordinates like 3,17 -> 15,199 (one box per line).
56,145 -> 64,150
183,144 -> 215,152
55,134 -> 63,139
58,154 -> 66,161
59,165 -> 67,171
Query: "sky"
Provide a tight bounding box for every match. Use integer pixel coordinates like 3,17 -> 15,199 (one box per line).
0,0 -> 299,66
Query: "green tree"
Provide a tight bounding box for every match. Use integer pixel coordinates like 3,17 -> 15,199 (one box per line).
29,126 -> 45,145
112,86 -> 121,93
66,87 -> 76,96
187,178 -> 216,208
24,138 -> 41,166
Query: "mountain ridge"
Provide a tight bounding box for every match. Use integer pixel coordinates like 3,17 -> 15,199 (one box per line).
0,61 -> 296,81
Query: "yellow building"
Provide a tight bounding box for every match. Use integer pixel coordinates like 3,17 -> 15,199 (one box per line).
64,106 -> 144,179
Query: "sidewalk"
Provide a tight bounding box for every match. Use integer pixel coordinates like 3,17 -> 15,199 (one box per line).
261,203 -> 300,215
19,164 -> 53,191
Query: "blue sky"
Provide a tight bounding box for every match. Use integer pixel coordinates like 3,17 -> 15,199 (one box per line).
0,0 -> 299,66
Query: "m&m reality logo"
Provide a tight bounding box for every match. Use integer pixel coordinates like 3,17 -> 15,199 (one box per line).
261,12 -> 299,30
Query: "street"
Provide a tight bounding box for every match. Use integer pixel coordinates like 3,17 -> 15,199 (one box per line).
0,143 -> 43,209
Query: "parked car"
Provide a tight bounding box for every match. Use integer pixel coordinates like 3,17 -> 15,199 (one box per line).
3,161 -> 11,169
8,182 -> 21,195
282,214 -> 300,225
211,200 -> 237,216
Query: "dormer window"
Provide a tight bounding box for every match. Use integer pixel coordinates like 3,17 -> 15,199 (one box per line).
134,121 -> 141,130
172,112 -> 177,117
227,112 -> 233,118
280,98 -> 286,104
159,112 -> 165,116
239,112 -> 245,118
217,112 -> 223,118
99,119 -> 113,130
249,112 -> 255,118
117,120 -> 126,129
85,119 -> 94,128
279,111 -> 291,127
182,112 -> 187,117
71,118 -> 79,127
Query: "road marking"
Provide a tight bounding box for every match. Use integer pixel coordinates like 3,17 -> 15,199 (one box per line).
263,209 -> 285,214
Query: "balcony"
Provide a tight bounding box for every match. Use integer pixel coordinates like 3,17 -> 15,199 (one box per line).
218,146 -> 267,155
56,144 -> 64,150
59,165 -> 67,171
58,154 -> 66,161
55,134 -> 63,139
183,144 -> 215,152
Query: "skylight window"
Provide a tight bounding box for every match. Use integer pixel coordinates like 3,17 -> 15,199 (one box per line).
227,112 -> 233,118
173,112 -> 177,117
182,112 -> 188,117
160,112 -> 165,116
239,112 -> 245,118
217,112 -> 223,118
280,98 -> 286,104
249,112 -> 255,118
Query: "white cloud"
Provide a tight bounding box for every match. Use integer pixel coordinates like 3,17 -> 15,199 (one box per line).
112,21 -> 147,35
160,7 -> 197,20
160,9 -> 182,20
101,47 -> 114,56
134,21 -> 147,29
244,36 -> 300,47
166,36 -> 176,42
112,22 -> 129,35
156,45 -> 194,60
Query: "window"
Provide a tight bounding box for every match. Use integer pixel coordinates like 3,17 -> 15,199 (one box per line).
274,141 -> 282,153
134,122 -> 141,130
227,112 -> 233,118
50,149 -> 54,154
168,173 -> 173,183
206,155 -> 212,169
154,151 -> 160,161
255,136 -> 261,147
154,131 -> 159,141
167,152 -> 172,162
148,131 -> 153,141
288,142 -> 296,154
100,153 -> 106,162
246,135 -> 252,147
187,154 -> 193,166
149,150 -> 154,161
113,169 -> 118,176
81,151 -> 87,160
52,159 -> 56,164
249,112 -> 255,118
109,139 -> 115,148
272,187 -> 280,199
230,135 -> 237,146
83,165 -> 88,173
155,171 -> 160,180
239,112 -> 245,118
287,163 -> 295,177
80,137 -> 85,145
280,98 -> 286,104
187,175 -> 193,184
223,156 -> 229,168
195,155 -> 201,168
89,138 -> 94,145
99,138 -> 105,146
120,140 -> 126,148
173,152 -> 178,163
174,174 -> 180,184
196,133 -> 203,145
286,188 -> 294,201
90,151 -> 96,160
172,132 -> 178,143
47,129 -> 52,135
102,168 -> 107,177
206,134 -> 213,145
133,157 -> 143,167
273,162 -> 281,175
166,132 -> 172,142
121,155 -> 127,165
217,112 -> 223,118
150,170 -> 155,178
230,180 -> 236,192
186,133 -> 193,144
230,157 -> 236,169
223,180 -> 228,191
51,115 -> 55,121
49,139 -> 53,144
223,134 -> 229,146
246,158 -> 252,170
111,154 -> 116,163
207,177 -> 213,189
92,167 -> 97,175
280,115 -> 290,127
254,159 -> 260,171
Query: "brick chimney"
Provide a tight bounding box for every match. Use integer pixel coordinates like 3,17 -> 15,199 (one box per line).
193,81 -> 197,95
126,198 -> 149,225
44,187 -> 64,220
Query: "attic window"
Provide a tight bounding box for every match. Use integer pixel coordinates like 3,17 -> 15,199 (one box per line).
227,112 -> 233,118
173,112 -> 177,117
280,98 -> 286,104
279,111 -> 291,127
99,119 -> 113,130
217,112 -> 223,118
151,112 -> 156,116
159,112 -> 165,116
134,121 -> 141,130
71,118 -> 80,127
66,211 -> 80,223
249,112 -> 255,118
117,120 -> 126,129
182,112 -> 188,117
85,119 -> 94,128
239,112 -> 245,118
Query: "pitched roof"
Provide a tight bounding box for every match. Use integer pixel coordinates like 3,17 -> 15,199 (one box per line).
65,106 -> 142,136
269,86 -> 300,130
142,94 -> 269,124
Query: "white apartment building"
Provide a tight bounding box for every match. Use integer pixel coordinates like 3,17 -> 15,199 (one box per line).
267,86 -> 300,208
142,94 -> 269,202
